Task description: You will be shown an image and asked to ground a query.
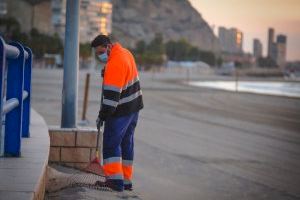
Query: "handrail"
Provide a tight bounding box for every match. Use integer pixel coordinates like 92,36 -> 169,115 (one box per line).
5,44 -> 29,59
3,98 -> 19,115
2,91 -> 29,115
0,37 -> 32,157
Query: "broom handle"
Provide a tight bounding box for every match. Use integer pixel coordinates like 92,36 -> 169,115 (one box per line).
96,68 -> 105,158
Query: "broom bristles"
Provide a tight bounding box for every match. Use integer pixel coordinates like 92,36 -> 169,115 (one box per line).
84,156 -> 105,177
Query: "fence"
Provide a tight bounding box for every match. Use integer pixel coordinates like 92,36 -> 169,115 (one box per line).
0,36 -> 32,157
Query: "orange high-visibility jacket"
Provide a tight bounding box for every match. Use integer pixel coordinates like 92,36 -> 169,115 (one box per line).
99,43 -> 143,120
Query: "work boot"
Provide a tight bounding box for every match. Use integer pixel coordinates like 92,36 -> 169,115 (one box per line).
124,183 -> 133,191
95,179 -> 124,192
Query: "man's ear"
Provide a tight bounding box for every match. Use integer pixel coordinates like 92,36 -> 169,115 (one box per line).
107,44 -> 113,54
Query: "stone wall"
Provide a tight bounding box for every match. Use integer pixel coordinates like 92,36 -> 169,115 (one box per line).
48,127 -> 101,170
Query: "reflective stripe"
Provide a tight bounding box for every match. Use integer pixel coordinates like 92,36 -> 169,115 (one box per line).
119,90 -> 142,105
122,165 -> 133,180
103,85 -> 122,93
103,157 -> 121,165
122,160 -> 133,166
122,77 -> 139,90
124,180 -> 132,185
107,173 -> 124,180
103,162 -> 122,176
103,99 -> 118,107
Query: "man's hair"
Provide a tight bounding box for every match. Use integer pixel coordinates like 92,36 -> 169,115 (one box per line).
91,34 -> 112,48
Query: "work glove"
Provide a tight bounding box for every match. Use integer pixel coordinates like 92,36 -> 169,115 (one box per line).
96,116 -> 103,131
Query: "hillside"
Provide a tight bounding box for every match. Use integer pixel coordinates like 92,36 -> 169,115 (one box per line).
111,0 -> 221,52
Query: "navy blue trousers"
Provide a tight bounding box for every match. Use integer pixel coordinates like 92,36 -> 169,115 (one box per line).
102,112 -> 139,189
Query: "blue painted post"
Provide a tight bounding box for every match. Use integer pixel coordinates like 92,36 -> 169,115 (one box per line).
22,47 -> 32,138
4,42 -> 25,157
0,38 -> 6,156
61,0 -> 80,128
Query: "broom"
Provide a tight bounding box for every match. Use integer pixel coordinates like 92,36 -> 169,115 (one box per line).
83,69 -> 105,177
46,71 -> 107,193
83,126 -> 105,176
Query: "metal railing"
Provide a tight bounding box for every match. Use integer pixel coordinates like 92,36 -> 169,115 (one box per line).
0,37 -> 32,157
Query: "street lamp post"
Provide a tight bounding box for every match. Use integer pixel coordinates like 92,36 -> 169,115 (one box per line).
61,0 -> 80,128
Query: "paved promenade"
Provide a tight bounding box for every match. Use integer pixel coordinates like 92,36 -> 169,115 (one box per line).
32,68 -> 300,200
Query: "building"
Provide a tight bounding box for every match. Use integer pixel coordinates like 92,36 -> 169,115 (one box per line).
266,28 -> 288,67
268,28 -> 277,62
218,27 -> 243,54
253,38 -> 263,58
2,0 -> 53,35
52,0 -> 113,43
276,34 -> 287,68
51,0 -> 66,40
80,0 -> 112,43
267,28 -> 275,58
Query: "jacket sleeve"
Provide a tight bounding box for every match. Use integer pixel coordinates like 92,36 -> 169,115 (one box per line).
99,60 -> 126,120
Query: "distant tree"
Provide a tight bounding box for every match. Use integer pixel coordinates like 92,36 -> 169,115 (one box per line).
187,46 -> 201,61
80,43 -> 92,60
147,33 -> 165,55
134,40 -> 146,54
165,38 -> 216,65
216,57 -> 223,67
28,28 -> 63,58
0,17 -> 21,40
133,33 -> 165,69
234,61 -> 242,68
1,17 -> 64,58
24,0 -> 49,5
199,51 -> 215,66
165,39 -> 190,61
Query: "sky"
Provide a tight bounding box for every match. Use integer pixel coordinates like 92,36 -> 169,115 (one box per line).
189,0 -> 300,61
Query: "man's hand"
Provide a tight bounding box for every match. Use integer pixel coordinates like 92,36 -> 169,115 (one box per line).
96,116 -> 103,130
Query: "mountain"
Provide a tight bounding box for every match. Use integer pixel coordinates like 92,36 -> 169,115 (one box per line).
111,0 -> 221,53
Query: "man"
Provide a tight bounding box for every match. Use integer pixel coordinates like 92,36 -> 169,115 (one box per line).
91,35 -> 143,192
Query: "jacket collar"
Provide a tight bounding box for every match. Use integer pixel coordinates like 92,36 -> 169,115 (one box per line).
108,43 -> 123,60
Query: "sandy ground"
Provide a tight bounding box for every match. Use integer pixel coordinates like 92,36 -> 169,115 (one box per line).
32,68 -> 300,200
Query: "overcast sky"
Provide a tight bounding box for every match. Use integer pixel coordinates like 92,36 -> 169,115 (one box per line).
189,0 -> 300,61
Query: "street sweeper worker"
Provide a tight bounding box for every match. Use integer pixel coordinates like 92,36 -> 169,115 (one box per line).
91,34 -> 144,192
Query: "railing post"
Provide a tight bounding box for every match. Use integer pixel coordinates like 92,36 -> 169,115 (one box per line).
0,38 -> 6,157
4,42 -> 25,157
22,47 -> 32,138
